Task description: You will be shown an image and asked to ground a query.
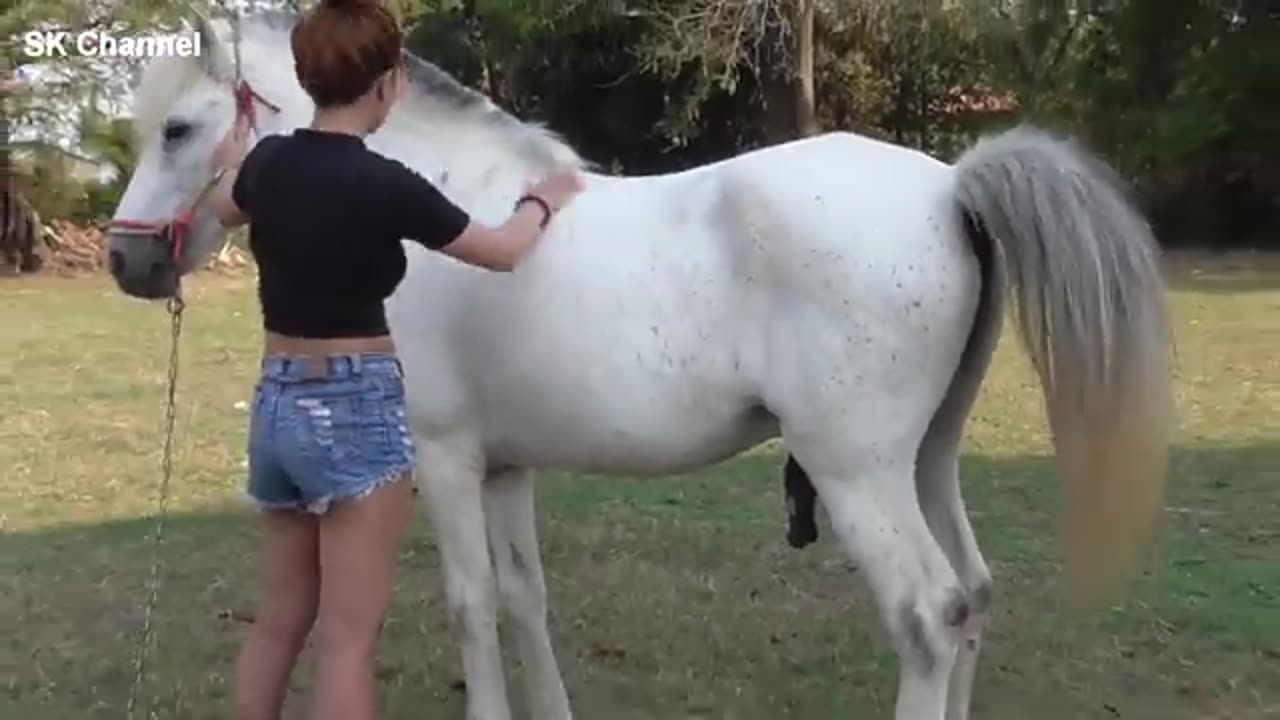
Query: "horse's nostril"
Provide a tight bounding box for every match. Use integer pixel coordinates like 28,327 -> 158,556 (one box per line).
108,249 -> 125,277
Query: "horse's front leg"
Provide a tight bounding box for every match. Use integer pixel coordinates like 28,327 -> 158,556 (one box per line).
413,434 -> 512,720
484,468 -> 572,720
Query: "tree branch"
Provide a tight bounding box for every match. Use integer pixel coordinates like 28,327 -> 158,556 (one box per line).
5,140 -> 103,166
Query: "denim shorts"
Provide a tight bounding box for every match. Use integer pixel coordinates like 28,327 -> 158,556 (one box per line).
246,352 -> 416,514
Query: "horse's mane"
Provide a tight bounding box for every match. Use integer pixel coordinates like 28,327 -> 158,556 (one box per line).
132,8 -> 585,172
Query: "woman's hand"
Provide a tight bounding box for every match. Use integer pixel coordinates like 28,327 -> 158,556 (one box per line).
439,167 -> 585,272
212,115 -> 251,172
208,116 -> 252,228
525,168 -> 584,213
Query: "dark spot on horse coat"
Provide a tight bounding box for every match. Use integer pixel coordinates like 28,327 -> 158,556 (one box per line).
510,541 -> 528,576
943,589 -> 971,627
784,454 -> 818,548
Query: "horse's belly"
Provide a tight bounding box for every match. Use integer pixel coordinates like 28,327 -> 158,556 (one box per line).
470,304 -> 776,475
482,391 -> 778,475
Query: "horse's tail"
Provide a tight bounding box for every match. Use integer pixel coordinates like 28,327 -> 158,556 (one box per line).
951,125 -> 1173,605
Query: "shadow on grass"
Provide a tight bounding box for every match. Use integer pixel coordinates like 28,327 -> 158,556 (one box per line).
2,441 -> 1278,720
1163,250 -> 1280,294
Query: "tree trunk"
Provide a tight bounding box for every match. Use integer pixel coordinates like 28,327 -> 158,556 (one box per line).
2,63 -> 16,269
794,0 -> 819,136
761,0 -> 818,144
758,4 -> 795,145
462,0 -> 502,102
2,64 -> 45,274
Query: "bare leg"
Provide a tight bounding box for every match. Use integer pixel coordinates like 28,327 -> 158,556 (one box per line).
415,436 -> 513,720
483,469 -> 572,720
309,475 -> 414,720
235,509 -> 319,720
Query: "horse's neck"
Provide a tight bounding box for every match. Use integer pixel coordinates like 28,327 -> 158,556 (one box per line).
376,105 -> 537,221
251,78 -> 540,224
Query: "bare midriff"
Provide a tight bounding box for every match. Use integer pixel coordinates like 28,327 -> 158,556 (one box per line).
263,330 -> 397,358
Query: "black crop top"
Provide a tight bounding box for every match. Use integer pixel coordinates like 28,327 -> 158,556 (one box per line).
230,128 -> 471,338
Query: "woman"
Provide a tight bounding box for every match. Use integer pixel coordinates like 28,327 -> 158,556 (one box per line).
205,0 -> 583,718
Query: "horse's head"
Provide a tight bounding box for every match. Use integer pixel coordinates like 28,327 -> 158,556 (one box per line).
106,15 -> 280,299
106,8 -> 586,300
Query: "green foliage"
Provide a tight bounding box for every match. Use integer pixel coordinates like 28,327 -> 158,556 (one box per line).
625,0 -> 792,143
76,103 -> 138,222
1052,0 -> 1279,245
812,2 -> 999,156
6,0 -> 1272,245
3,0 -> 209,224
3,0 -> 207,128
409,0 -> 1276,243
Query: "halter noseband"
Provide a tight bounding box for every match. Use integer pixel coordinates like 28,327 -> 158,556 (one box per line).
108,78 -> 280,265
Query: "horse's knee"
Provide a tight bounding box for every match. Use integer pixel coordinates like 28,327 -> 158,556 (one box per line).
892,586 -> 968,677
943,587 -> 971,628
955,578 -> 993,655
496,557 -> 547,624
445,574 -> 501,645
969,577 -> 993,613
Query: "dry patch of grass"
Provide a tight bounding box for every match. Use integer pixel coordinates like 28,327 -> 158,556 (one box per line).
2,257 -> 1277,719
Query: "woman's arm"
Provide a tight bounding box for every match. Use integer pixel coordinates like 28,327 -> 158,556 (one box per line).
208,116 -> 254,228
443,199 -> 558,271
210,165 -> 248,228
381,157 -> 583,272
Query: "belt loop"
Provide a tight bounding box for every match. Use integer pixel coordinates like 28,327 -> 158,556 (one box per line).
350,352 -> 362,377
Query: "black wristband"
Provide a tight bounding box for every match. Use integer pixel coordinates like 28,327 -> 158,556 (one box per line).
515,194 -> 552,229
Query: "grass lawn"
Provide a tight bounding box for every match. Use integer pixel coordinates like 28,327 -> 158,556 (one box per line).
2,253 -> 1277,719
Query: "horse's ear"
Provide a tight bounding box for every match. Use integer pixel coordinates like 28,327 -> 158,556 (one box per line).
192,12 -> 235,82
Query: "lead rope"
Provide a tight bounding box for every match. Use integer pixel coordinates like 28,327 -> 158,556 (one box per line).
125,289 -> 185,719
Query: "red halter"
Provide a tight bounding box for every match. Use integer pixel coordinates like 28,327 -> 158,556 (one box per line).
108,79 -> 280,264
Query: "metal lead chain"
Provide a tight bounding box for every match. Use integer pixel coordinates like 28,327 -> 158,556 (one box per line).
125,288 -> 185,719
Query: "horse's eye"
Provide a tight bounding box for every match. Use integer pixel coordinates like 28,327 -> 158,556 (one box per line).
162,121 -> 191,143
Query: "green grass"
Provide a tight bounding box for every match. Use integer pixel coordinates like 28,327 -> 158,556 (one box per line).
2,253 -> 1278,719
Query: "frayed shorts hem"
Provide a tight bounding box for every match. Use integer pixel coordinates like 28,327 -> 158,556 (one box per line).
245,464 -> 414,515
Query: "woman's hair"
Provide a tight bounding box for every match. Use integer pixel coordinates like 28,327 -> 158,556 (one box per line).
291,0 -> 403,108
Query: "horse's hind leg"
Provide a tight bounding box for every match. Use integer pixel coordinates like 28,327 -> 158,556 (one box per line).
916,231 -> 1002,720
483,468 -> 572,720
789,423 -> 968,720
916,440 -> 992,720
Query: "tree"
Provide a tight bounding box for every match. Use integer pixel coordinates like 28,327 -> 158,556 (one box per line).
629,0 -> 801,144
3,0 -> 213,222
794,0 -> 818,136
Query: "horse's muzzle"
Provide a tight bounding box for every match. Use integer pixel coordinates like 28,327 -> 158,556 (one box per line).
106,227 -> 181,299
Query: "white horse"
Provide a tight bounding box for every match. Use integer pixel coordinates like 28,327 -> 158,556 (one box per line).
105,10 -> 1172,720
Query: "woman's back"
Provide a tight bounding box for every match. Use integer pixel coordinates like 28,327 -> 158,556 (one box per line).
235,127 -> 468,338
